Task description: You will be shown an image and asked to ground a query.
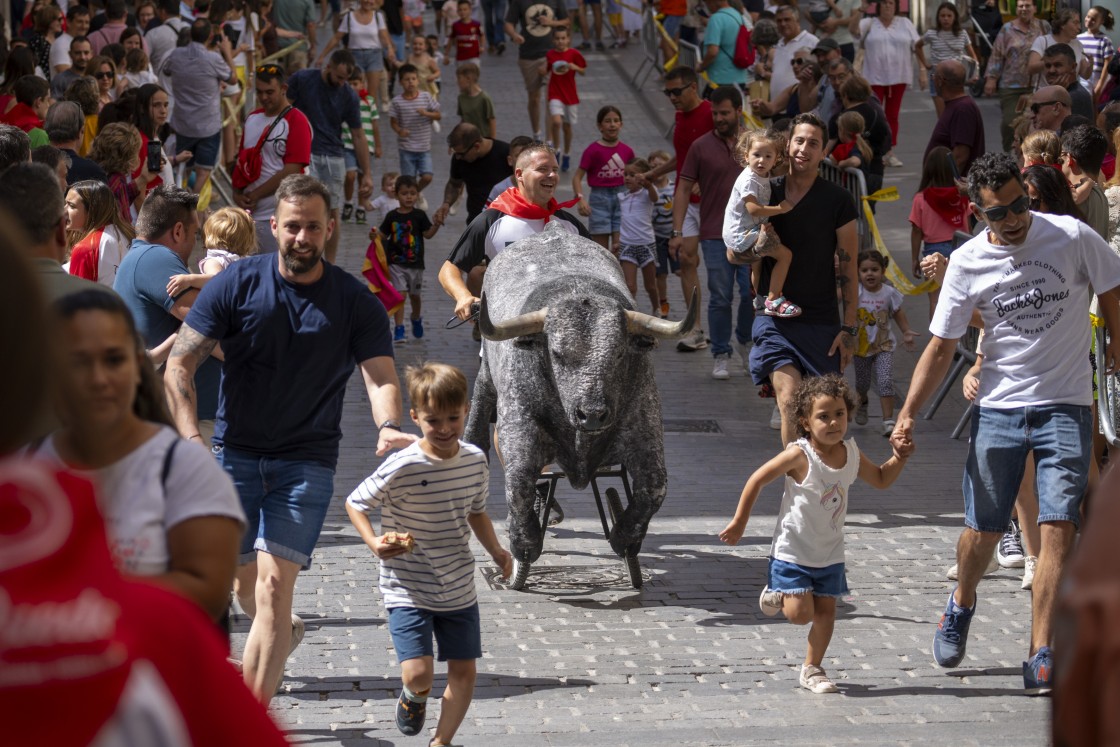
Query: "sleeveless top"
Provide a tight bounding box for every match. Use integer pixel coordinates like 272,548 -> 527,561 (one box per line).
770,437 -> 860,568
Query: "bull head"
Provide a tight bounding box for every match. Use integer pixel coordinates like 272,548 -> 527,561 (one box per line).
477,290 -> 700,342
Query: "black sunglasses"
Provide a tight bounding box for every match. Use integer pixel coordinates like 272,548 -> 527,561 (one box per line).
981,194 -> 1030,221
94,71 -> 114,79
662,85 -> 689,97
1030,100 -> 1062,114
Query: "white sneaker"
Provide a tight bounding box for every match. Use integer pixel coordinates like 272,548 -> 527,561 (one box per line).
289,613 -> 305,657
1021,555 -> 1037,590
769,403 -> 782,430
732,339 -> 751,373
799,664 -> 839,694
417,194 -> 429,212
759,585 -> 783,616
945,549 -> 1000,580
712,354 -> 731,380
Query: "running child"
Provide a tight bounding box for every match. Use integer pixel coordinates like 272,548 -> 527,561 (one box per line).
648,149 -> 676,319
722,129 -> 800,318
390,64 -> 441,204
574,105 -> 634,253
853,249 -> 918,435
346,362 -> 513,747
617,156 -> 661,315
370,171 -> 401,223
718,374 -> 909,694
445,0 -> 484,69
541,27 -> 586,172
407,34 -> 442,96
455,62 -> 495,138
379,174 -> 444,343
343,67 -> 383,223
908,145 -> 969,318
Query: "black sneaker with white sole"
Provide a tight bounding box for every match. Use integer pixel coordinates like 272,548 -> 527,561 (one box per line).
997,522 -> 1025,568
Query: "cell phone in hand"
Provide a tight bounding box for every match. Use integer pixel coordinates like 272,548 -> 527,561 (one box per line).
147,140 -> 162,173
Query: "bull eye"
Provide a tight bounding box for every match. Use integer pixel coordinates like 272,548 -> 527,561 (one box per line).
629,335 -> 656,351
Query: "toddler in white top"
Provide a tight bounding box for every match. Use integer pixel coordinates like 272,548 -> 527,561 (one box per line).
616,156 -> 661,316
369,171 -> 401,220
719,374 -> 909,694
722,129 -> 801,318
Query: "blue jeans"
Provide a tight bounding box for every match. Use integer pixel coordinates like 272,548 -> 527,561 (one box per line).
214,444 -> 336,569
700,238 -> 754,357
964,404 -> 1091,533
481,0 -> 507,46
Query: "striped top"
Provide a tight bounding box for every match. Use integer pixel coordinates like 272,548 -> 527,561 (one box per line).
389,91 -> 440,152
1077,31 -> 1115,85
343,93 -> 379,152
920,29 -> 970,66
346,441 -> 489,611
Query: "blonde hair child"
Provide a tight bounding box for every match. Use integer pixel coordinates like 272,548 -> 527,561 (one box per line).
1020,129 -> 1060,168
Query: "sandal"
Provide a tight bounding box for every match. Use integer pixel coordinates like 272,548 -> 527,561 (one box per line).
763,296 -> 802,318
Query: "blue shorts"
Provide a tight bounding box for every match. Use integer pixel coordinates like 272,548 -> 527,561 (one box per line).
350,47 -> 385,73
309,153 -> 346,212
921,239 -> 956,258
214,444 -> 336,569
660,13 -> 683,37
176,131 -> 221,170
748,316 -> 841,385
343,148 -> 358,172
768,557 -> 849,597
388,604 -> 483,662
588,186 -> 623,235
399,148 -> 433,177
964,405 -> 1091,533
655,235 -> 680,276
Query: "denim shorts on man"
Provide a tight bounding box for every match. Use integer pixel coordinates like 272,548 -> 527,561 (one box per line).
768,557 -> 849,597
176,131 -> 222,170
388,604 -> 482,662
963,404 -> 1091,533
214,444 -> 336,569
309,153 -> 346,212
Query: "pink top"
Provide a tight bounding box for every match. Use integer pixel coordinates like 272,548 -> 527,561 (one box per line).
579,141 -> 634,189
908,191 -> 965,244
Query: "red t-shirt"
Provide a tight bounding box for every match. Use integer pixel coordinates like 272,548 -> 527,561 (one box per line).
451,19 -> 482,60
673,99 -> 712,205
546,48 -> 586,105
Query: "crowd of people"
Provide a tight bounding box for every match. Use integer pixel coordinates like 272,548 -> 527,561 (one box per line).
3,0 -> 1120,741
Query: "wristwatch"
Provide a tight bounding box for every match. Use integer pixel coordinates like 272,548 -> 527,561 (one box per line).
840,325 -> 858,337
670,230 -> 683,238
378,420 -> 401,431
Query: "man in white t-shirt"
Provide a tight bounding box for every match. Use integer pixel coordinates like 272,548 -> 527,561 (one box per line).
233,65 -> 313,252
891,152 -> 1120,696
49,5 -> 90,74
769,6 -> 818,103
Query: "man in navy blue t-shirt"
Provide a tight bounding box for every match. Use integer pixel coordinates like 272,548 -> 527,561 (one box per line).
164,174 -> 414,703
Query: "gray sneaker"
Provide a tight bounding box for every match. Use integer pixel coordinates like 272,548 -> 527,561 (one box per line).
732,339 -> 751,373
676,329 -> 708,351
712,354 -> 731,380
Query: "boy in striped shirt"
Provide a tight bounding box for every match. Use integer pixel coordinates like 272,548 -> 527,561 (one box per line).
346,363 -> 512,747
343,68 -> 383,223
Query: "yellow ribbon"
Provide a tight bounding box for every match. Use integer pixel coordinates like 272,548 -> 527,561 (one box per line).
861,188 -> 939,296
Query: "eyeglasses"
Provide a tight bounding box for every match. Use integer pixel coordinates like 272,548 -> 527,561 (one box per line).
256,64 -> 282,76
662,85 -> 689,97
791,58 -> 811,66
980,194 -> 1030,221
451,140 -> 479,158
94,71 -> 114,79
1029,100 -> 1063,114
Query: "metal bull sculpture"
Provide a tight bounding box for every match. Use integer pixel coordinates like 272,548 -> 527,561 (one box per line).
464,222 -> 698,565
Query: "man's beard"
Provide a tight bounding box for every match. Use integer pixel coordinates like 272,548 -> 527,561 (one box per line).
281,242 -> 323,274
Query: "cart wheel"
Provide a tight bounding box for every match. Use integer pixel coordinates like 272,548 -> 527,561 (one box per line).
605,488 -> 643,590
510,558 -> 531,590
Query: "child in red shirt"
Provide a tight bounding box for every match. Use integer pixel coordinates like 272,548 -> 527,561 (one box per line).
445,0 -> 484,68
541,27 -> 586,173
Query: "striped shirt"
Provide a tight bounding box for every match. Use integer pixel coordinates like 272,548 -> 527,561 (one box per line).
346,441 -> 488,611
389,91 -> 440,152
342,93 -> 379,152
1077,31 -> 1115,85
920,29 -> 970,66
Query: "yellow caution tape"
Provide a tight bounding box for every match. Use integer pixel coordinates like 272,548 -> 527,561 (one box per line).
862,188 -> 939,296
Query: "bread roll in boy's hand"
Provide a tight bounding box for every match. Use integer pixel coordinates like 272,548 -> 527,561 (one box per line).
375,531 -> 415,558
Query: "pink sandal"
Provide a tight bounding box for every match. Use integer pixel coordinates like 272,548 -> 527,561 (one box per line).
763,296 -> 802,318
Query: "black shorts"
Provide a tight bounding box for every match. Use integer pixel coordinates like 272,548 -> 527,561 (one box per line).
748,315 -> 841,385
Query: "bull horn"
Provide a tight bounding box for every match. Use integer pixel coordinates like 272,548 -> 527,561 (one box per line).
625,290 -> 700,339
478,293 -> 548,341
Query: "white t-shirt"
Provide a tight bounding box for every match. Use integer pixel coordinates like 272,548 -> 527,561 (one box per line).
770,30 -> 820,101
771,438 -> 860,568
341,9 -> 386,50
722,167 -> 770,250
931,212 -> 1120,408
49,32 -> 73,72
618,189 -> 655,246
38,427 -> 245,577
857,17 -> 919,86
857,283 -> 903,356
224,16 -> 257,68
240,106 -> 313,216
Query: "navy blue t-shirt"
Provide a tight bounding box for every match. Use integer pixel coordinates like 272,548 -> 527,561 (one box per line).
114,239 -> 220,419
285,68 -> 362,158
185,254 -> 394,466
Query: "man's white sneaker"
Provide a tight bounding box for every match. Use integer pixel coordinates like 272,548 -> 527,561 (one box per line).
732,339 -> 751,373
946,549 -> 1000,580
1021,555 -> 1037,590
289,613 -> 305,657
769,403 -> 782,430
712,354 -> 731,380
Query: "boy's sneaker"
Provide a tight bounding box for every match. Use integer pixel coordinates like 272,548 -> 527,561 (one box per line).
932,589 -> 975,668
395,692 -> 427,736
758,586 -> 783,616
769,403 -> 782,430
393,325 -> 406,344
659,299 -> 670,318
712,353 -> 731,380
945,548 -> 999,580
855,399 -> 868,425
289,614 -> 305,656
341,203 -> 354,221
881,418 -> 895,437
417,194 -> 429,212
411,317 -> 424,339
799,664 -> 839,694
1023,646 -> 1053,695
1021,555 -> 1037,590
997,522 -> 1025,567
732,339 -> 751,373
561,154 -> 570,172
354,207 -> 366,224
676,329 -> 707,351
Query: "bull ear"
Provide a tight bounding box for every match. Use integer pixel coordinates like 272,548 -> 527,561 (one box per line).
478,293 -> 548,341
624,289 -> 700,339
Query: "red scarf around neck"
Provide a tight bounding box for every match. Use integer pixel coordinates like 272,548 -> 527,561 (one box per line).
489,187 -> 580,222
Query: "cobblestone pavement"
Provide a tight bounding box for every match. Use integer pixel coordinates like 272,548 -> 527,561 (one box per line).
239,30 -> 1049,746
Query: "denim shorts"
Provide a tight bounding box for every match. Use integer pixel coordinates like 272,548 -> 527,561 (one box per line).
309,153 -> 346,212
655,235 -> 680,276
588,186 -> 623,234
176,131 -> 221,169
749,316 -> 841,385
388,604 -> 482,662
343,148 -> 358,172
214,444 -> 336,569
768,557 -> 849,597
660,13 -> 683,37
399,148 -> 433,177
964,404 -> 1091,532
921,239 -> 956,258
350,47 -> 385,73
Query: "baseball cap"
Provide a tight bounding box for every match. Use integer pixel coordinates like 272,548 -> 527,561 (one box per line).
812,38 -> 840,54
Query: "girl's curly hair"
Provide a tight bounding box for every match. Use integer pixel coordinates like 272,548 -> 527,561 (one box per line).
790,373 -> 857,439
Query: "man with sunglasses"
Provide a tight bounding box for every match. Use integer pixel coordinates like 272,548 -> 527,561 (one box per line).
433,122 -> 512,225
891,152 -> 1120,696
1028,85 -> 1071,133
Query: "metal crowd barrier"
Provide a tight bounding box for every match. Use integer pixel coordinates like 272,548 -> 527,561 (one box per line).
817,159 -> 872,251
